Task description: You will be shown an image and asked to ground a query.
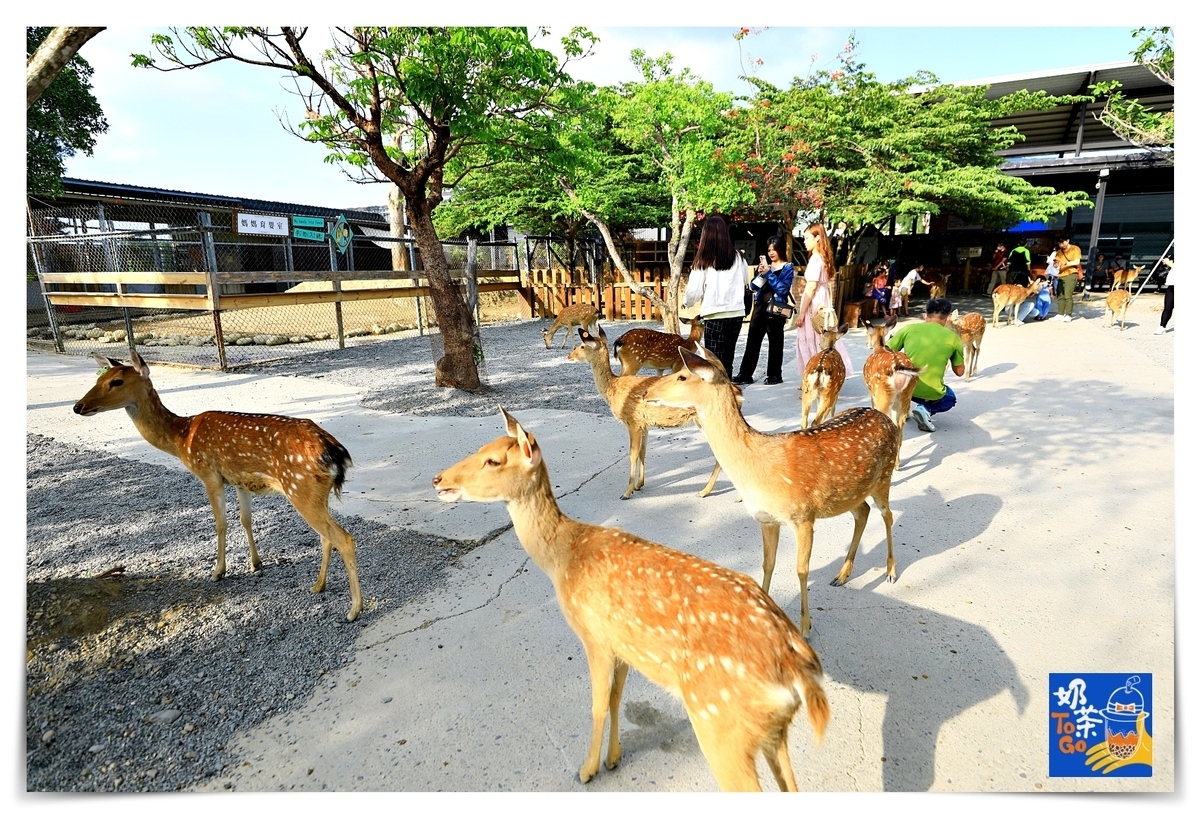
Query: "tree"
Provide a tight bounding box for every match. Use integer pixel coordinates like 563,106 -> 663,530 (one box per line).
134,26 -> 592,391
26,26 -> 105,109
26,27 -> 109,200
722,36 -> 1092,260
1090,27 -> 1173,161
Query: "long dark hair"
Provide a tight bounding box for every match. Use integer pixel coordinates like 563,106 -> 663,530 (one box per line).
692,215 -> 736,270
766,235 -> 789,264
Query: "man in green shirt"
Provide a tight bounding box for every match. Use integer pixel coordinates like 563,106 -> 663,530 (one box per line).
886,298 -> 965,433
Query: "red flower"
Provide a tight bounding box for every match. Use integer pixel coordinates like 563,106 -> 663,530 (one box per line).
831,71 -> 843,80
761,100 -> 770,107
782,152 -> 795,161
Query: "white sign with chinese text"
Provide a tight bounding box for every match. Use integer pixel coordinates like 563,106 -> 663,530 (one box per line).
234,212 -> 290,237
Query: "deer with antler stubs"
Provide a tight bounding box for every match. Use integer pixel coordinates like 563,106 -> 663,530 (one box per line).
569,325 -> 729,499
949,310 -> 986,381
645,349 -> 900,637
991,278 -> 1046,327
799,324 -> 849,429
612,317 -> 705,376
73,350 -> 363,621
862,317 -> 922,467
543,303 -> 600,349
433,407 -> 829,791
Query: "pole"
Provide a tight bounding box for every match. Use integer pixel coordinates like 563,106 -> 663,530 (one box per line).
1083,170 -> 1109,298
1131,238 -> 1175,302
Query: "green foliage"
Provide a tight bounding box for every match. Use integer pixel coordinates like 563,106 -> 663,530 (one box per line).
1090,27 -> 1173,157
26,26 -> 108,199
720,36 -> 1091,232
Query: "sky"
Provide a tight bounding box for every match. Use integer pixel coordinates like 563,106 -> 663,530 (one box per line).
45,13 -> 1155,214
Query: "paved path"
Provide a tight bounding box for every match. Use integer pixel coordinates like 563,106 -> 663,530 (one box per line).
25,291 -> 1180,799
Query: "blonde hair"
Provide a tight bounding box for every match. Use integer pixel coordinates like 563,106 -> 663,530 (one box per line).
804,223 -> 836,275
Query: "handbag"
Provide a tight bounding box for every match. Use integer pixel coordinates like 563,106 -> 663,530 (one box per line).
765,296 -> 795,320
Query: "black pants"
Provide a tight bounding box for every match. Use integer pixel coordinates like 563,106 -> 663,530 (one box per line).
1161,285 -> 1174,327
736,302 -> 785,381
702,316 -> 743,377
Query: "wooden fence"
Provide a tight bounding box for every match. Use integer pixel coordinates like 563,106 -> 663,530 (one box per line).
523,266 -> 670,322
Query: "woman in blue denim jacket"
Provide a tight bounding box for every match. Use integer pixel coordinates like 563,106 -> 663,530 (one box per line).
732,235 -> 795,385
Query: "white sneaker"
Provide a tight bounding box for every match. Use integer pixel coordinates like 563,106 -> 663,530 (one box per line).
910,404 -> 936,432
1155,326 -> 1166,335
1062,315 -> 1073,322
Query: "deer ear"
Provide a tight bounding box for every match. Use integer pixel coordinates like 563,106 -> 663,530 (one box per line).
514,424 -> 542,468
93,353 -> 122,370
596,324 -> 607,342
130,349 -> 150,377
680,347 -> 721,383
577,327 -> 590,342
499,405 -> 522,438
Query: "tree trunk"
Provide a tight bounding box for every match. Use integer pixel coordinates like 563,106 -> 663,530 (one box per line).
662,207 -> 697,335
387,185 -> 410,271
407,200 -> 482,391
27,27 -> 105,109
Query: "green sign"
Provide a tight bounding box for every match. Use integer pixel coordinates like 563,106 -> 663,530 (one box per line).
331,215 -> 353,255
293,227 -> 326,242
292,215 -> 325,229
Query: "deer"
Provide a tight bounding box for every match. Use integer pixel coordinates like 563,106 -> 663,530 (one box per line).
543,303 -> 600,349
949,310 -> 986,381
862,317 -> 922,467
1104,289 -> 1133,330
927,273 -> 949,300
799,324 -> 849,429
72,350 -> 363,621
1112,264 -> 1144,291
612,316 -> 705,376
569,325 -> 727,499
810,306 -> 839,334
433,407 -> 829,791
645,348 -> 900,638
991,278 -> 1046,327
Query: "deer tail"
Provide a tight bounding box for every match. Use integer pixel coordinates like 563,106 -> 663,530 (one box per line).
317,430 -> 353,499
787,637 -> 830,745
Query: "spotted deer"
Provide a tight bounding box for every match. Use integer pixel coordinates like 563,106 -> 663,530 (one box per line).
1112,264 -> 1145,291
1104,289 -> 1133,330
949,310 -> 986,381
645,349 -> 900,637
570,326 -> 728,499
433,407 -> 829,791
72,350 -> 363,621
799,324 -> 849,429
543,303 -> 600,349
991,278 -> 1046,327
863,317 -> 922,467
613,317 -> 704,375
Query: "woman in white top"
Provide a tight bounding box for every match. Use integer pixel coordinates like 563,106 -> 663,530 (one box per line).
683,215 -> 751,376
792,222 -> 853,375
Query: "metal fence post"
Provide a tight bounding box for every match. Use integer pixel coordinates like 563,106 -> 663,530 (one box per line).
329,235 -> 345,348
198,210 -> 227,369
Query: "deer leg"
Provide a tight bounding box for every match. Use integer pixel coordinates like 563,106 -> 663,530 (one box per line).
791,518 -> 816,637
621,425 -> 640,500
698,461 -> 722,498
605,660 -> 630,771
759,522 -> 781,594
202,479 -> 229,581
579,645 -> 618,784
292,491 -> 363,621
764,724 -> 798,792
689,716 -> 763,792
635,428 -> 648,492
235,487 -> 262,573
875,486 -> 897,583
799,386 -> 814,429
830,502 -> 871,587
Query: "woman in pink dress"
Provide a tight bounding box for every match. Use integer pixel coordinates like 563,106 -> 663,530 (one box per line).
793,222 -> 854,377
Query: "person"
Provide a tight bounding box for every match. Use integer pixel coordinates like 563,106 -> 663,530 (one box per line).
793,222 -> 854,377
870,265 -> 891,317
1051,234 -> 1083,321
682,215 -> 750,377
886,297 -> 965,433
896,263 -> 931,317
1008,241 -> 1031,283
1005,253 -> 1041,324
987,242 -> 1008,295
1087,252 -> 1107,292
733,236 -> 794,385
1155,257 -> 1174,335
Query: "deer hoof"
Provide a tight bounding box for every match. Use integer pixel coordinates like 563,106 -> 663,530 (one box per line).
829,575 -> 848,587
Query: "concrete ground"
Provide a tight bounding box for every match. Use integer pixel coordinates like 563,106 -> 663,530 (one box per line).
23,289 -> 1183,805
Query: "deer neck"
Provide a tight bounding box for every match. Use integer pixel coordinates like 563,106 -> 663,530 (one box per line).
584,351 -> 617,397
124,385 -> 190,459
502,466 -> 578,581
691,388 -> 760,468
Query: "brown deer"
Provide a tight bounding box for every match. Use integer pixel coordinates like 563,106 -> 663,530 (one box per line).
862,317 -> 922,467
1112,264 -> 1145,291
991,278 -> 1046,327
809,306 -> 839,334
949,310 -> 986,381
72,350 -> 363,621
569,326 -> 727,499
645,349 -> 900,637
612,317 -> 704,376
927,273 -> 949,300
799,324 -> 849,429
433,408 -> 829,791
543,303 -> 600,349
1104,289 -> 1133,330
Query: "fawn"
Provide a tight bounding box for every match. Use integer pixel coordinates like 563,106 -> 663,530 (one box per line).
433,407 -> 829,791
613,316 -> 705,376
645,349 -> 900,637
569,326 -> 726,499
863,317 -> 922,466
799,324 -> 849,429
543,303 -> 601,349
1104,289 -> 1133,330
949,310 -> 986,381
991,279 -> 1046,327
73,350 -> 363,621
1112,264 -> 1145,291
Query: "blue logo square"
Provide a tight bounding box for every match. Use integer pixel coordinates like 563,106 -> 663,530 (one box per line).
1049,673 -> 1152,777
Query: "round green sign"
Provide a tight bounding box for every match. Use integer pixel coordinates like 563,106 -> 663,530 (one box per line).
332,215 -> 353,254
